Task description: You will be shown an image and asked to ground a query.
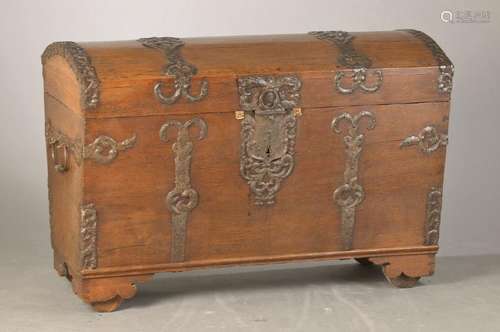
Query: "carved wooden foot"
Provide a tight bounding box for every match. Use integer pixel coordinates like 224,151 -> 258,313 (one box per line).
386,274 -> 420,288
354,258 -> 374,266
71,274 -> 153,312
91,295 -> 124,312
53,251 -> 70,278
368,254 -> 435,288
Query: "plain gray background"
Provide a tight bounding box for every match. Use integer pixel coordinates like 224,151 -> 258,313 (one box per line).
1,0 -> 499,330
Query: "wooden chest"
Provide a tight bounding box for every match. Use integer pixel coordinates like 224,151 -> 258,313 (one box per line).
42,30 -> 453,312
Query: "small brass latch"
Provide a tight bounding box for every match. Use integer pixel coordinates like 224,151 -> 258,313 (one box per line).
293,107 -> 302,117
235,110 -> 245,120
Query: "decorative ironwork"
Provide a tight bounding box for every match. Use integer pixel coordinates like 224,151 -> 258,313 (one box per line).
309,31 -> 382,94
46,122 -> 136,167
425,188 -> 442,245
160,118 -> 207,262
42,42 -> 100,109
80,203 -> 97,269
237,75 -> 302,205
84,134 -> 137,164
45,121 -> 83,172
400,29 -> 454,94
310,31 -> 371,68
400,125 -> 448,154
437,65 -> 454,94
331,111 -> 376,250
138,37 -> 208,105
335,68 -> 383,94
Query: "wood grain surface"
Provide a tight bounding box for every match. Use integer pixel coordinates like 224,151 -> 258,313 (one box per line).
42,31 -> 451,311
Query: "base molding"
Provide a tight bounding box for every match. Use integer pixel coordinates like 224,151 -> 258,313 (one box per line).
54,247 -> 438,312
82,245 -> 438,278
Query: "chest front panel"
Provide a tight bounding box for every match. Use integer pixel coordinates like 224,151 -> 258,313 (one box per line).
76,101 -> 448,268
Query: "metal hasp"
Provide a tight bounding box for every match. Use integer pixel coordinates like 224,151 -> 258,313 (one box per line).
400,125 -> 448,154
400,29 -> 454,94
160,118 -> 207,262
84,134 -> 137,164
309,31 -> 382,94
237,75 -> 302,205
138,37 -> 208,105
425,188 -> 442,245
80,203 -> 98,269
331,111 -> 376,250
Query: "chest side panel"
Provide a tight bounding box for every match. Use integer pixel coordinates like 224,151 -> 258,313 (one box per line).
43,58 -> 86,273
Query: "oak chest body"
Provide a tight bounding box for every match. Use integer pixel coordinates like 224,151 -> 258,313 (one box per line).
42,30 -> 453,312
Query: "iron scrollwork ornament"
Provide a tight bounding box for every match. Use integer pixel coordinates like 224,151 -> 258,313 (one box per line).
400,29 -> 454,94
160,118 -> 207,262
334,68 -> 383,94
425,188 -> 442,245
309,31 -> 383,94
80,203 -> 98,269
83,134 -> 137,164
400,125 -> 448,154
42,42 -> 100,109
237,75 -> 302,205
331,111 -> 376,250
138,37 -> 208,105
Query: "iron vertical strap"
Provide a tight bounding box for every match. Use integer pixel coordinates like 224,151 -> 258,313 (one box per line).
159,118 -> 207,262
331,111 -> 376,250
138,37 -> 208,105
309,31 -> 383,94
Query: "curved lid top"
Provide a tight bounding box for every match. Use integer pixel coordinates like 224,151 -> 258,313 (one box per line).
42,30 -> 453,117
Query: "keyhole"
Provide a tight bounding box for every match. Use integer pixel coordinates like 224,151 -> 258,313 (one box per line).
266,145 -> 271,157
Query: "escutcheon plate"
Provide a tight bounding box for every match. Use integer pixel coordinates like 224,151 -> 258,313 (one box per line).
237,75 -> 302,206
